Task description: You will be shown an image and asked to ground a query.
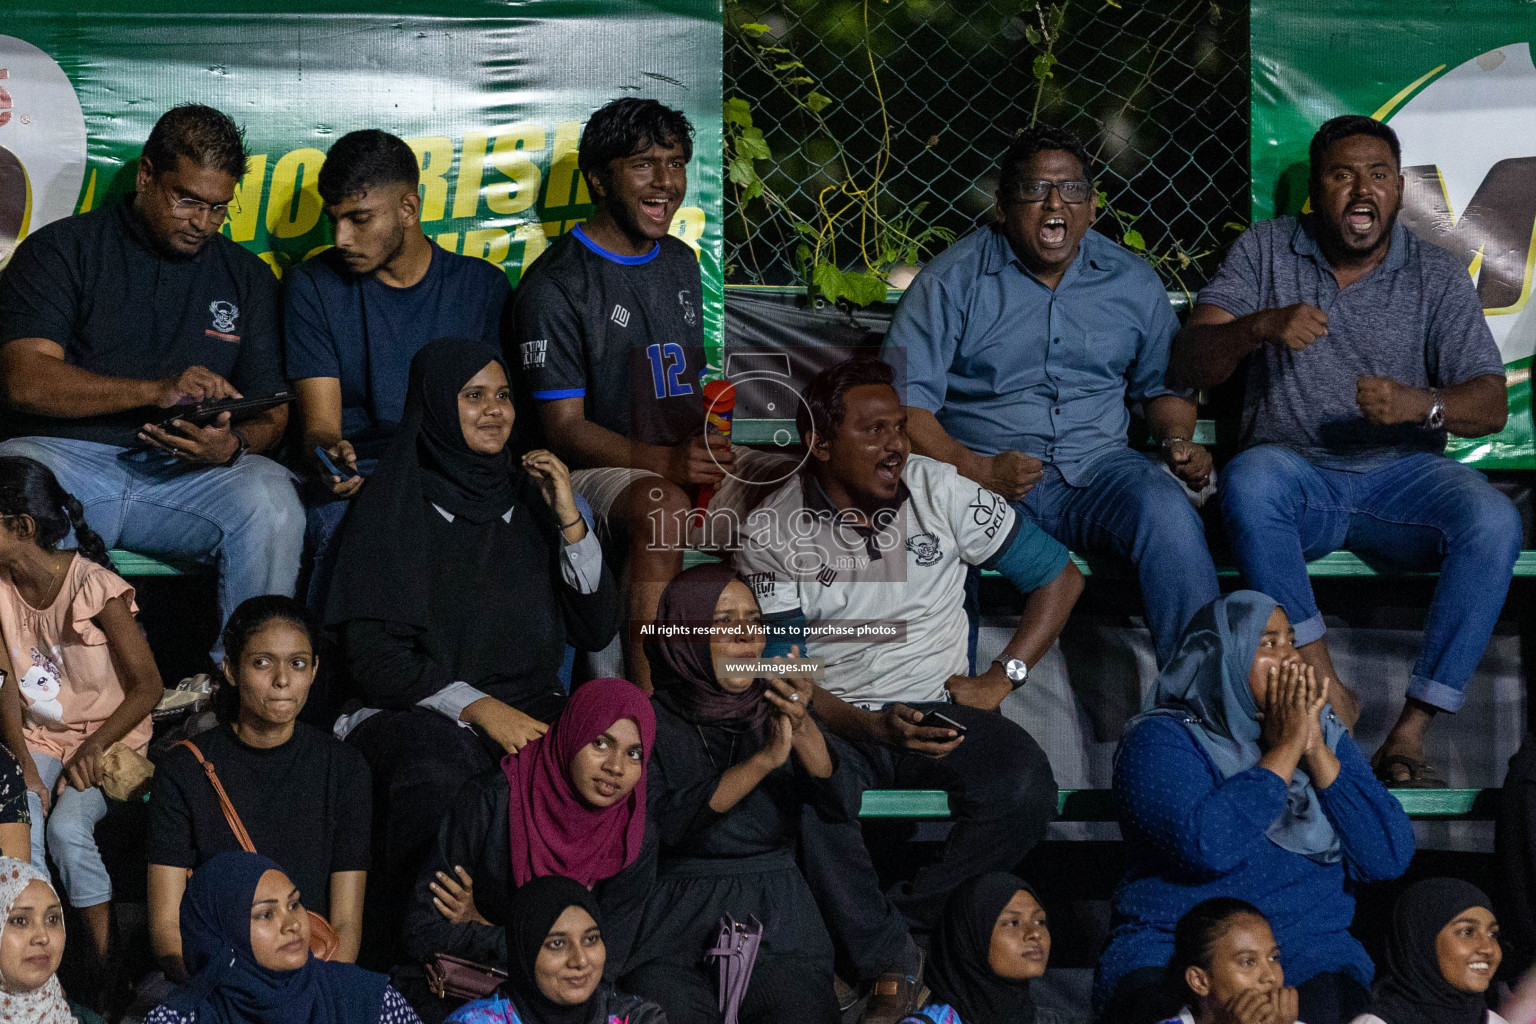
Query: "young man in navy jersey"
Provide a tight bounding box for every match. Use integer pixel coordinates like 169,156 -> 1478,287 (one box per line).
285,129 -> 511,611
513,98 -> 786,689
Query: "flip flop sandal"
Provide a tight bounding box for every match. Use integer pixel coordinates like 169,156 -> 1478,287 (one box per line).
1373,753 -> 1447,789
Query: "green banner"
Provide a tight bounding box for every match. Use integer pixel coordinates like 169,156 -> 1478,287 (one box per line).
1251,0 -> 1536,467
0,0 -> 724,368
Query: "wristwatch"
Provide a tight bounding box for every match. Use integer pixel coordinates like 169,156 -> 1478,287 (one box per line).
993,657 -> 1029,690
223,425 -> 250,467
1425,389 -> 1445,430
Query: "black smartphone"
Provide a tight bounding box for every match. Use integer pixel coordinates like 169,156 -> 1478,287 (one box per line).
923,710 -> 969,734
314,446 -> 359,481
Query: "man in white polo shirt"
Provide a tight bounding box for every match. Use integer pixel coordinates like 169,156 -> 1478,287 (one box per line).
732,356 -> 1083,1019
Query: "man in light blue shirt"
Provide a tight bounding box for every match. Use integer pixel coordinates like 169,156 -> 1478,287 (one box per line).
881,123 -> 1218,664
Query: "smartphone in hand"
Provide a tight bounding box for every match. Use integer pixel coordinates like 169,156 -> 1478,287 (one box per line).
314,445 -> 359,481
923,710 -> 969,734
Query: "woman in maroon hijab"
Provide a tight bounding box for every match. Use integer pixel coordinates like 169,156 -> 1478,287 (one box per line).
618,563 -> 845,1024
400,678 -> 657,983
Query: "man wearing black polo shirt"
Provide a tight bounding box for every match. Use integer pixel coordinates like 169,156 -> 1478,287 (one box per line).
513,97 -> 786,689
0,104 -> 301,662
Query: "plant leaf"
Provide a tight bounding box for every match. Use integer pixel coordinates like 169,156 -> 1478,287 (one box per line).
738,22 -> 770,36
1122,228 -> 1146,251
1024,25 -> 1041,44
736,127 -> 771,160
812,262 -> 846,301
840,271 -> 889,306
727,157 -> 756,186
1033,53 -> 1057,80
805,91 -> 833,114
722,97 -> 753,127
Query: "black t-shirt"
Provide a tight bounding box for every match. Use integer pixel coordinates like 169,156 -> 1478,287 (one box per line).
284,243 -> 511,461
512,225 -> 706,447
0,197 -> 285,448
146,722 -> 371,915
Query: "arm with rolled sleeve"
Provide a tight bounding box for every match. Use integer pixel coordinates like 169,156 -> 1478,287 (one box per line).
1125,272 -> 1187,407
881,268 -> 964,415
1168,227 -> 1267,390
1113,716 -> 1291,880
554,502 -> 621,652
1315,732 -> 1415,884
340,620 -> 488,717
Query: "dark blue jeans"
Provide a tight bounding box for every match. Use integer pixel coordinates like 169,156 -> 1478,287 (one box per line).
1015,448 -> 1220,665
1220,445 -> 1521,712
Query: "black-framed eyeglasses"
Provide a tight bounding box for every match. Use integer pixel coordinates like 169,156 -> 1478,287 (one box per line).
1010,179 -> 1094,204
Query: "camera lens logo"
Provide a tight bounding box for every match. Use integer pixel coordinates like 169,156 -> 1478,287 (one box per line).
0,35 -> 87,271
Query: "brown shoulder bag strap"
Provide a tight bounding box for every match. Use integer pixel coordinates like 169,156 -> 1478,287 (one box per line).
175,739 -> 257,854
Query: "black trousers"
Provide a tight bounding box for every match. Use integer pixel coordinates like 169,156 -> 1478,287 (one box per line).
798,701 -> 1058,980
347,691 -> 566,968
624,955 -> 838,1024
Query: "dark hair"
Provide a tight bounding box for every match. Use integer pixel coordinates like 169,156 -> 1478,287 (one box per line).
1308,115 -> 1401,185
578,98 -> 695,191
318,129 -> 421,206
142,104 -> 248,180
221,594 -> 315,668
1167,898 -> 1269,1003
0,457 -> 114,571
998,122 -> 1094,199
797,356 -> 897,445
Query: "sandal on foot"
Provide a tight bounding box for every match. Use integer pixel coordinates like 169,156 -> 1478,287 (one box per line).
1373,754 -> 1447,789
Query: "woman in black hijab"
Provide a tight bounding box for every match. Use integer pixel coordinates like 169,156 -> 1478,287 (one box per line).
1359,878 -> 1505,1024
324,337 -> 619,964
620,563 -> 843,1024
903,873 -> 1051,1024
443,875 -> 665,1024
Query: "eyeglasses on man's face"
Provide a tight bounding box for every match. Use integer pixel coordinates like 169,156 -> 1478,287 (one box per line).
1009,179 -> 1094,204
156,179 -> 238,221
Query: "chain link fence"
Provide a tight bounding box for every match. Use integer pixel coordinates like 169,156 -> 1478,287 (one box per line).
723,0 -> 1250,294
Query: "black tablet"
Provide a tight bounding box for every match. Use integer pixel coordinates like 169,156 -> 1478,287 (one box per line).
152,390 -> 295,430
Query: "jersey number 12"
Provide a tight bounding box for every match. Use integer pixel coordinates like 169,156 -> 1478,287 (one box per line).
645,342 -> 695,399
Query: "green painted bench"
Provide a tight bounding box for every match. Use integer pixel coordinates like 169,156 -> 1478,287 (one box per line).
858,787 -> 1500,821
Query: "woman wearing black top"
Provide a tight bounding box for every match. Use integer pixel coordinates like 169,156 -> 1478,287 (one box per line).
620,563 -> 843,1024
148,595 -> 372,980
324,338 -> 620,961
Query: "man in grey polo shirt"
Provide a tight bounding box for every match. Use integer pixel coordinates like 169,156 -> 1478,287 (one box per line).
881,123 -> 1219,666
1172,114 -> 1517,785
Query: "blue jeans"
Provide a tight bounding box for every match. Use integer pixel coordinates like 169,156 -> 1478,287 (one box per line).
1220,445 -> 1522,712
302,457 -> 378,616
1015,448 -> 1220,665
0,436 -> 305,662
26,752 -> 110,907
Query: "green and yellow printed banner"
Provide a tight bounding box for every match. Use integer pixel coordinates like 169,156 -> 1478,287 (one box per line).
0,0 -> 724,365
1252,0 -> 1536,467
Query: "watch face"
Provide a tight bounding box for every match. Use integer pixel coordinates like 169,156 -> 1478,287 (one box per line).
1004,659 -> 1028,682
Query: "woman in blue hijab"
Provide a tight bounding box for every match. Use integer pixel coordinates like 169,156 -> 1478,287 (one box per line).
1094,592 -> 1415,1024
144,852 -> 422,1024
